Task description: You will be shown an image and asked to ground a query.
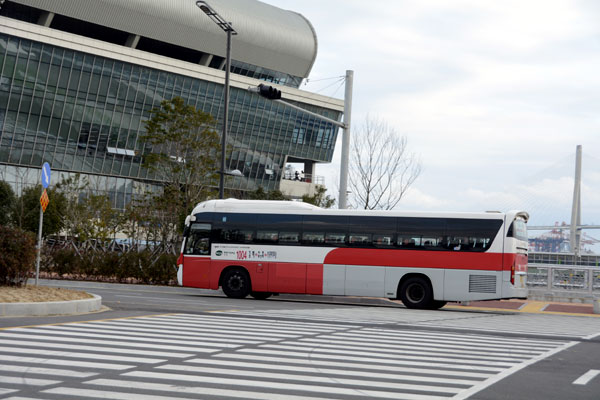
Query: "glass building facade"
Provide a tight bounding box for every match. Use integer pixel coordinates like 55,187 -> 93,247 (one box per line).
0,16 -> 342,209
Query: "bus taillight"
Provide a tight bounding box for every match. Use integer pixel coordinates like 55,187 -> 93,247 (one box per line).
510,262 -> 515,285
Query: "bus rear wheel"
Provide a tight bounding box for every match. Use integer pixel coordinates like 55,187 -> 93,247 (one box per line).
399,277 -> 433,309
429,300 -> 447,310
221,268 -> 251,299
250,292 -> 272,300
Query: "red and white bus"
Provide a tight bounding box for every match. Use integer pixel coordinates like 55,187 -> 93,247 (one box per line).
177,199 -> 529,309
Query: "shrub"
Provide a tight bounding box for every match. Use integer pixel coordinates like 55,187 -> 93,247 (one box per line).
0,225 -> 36,286
142,252 -> 177,285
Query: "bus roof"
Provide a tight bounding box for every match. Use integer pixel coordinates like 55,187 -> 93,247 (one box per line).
191,199 -> 528,221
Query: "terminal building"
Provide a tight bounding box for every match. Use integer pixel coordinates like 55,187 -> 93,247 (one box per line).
0,0 -> 344,208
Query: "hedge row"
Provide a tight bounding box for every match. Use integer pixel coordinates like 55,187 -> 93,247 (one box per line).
42,248 -> 177,285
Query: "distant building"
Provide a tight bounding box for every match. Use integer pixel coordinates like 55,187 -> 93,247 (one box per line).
0,0 -> 343,207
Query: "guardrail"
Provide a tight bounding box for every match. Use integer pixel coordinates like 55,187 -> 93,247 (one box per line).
527,264 -> 600,302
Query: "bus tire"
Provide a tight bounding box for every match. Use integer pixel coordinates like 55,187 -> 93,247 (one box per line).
221,268 -> 251,299
429,300 -> 447,310
250,292 -> 272,300
399,277 -> 433,309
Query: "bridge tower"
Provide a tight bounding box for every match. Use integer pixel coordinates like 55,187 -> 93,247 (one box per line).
570,145 -> 582,256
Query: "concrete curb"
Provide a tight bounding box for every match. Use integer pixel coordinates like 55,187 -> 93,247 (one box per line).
0,294 -> 102,317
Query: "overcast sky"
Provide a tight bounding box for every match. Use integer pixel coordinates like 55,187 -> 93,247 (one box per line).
260,0 -> 600,228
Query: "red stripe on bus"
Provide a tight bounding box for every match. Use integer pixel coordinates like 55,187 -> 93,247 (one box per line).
207,260 -> 324,294
324,248 -> 504,271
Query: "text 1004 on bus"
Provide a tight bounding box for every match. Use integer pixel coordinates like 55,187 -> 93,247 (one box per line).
177,199 -> 528,309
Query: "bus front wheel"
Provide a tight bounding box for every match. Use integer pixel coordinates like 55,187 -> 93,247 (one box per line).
399,277 -> 433,309
221,268 -> 251,299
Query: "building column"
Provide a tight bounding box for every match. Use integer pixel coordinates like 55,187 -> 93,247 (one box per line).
303,161 -> 315,183
38,11 -> 55,27
199,53 -> 213,66
125,34 -> 140,48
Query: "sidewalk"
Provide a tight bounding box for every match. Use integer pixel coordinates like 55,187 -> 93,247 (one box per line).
277,294 -> 599,316
444,299 -> 599,316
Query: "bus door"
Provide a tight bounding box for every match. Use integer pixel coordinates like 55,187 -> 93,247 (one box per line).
182,222 -> 212,288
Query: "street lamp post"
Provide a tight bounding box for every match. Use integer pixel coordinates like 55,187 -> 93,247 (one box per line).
195,1 -> 237,199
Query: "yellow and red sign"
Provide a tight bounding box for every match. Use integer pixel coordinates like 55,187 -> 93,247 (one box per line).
40,189 -> 49,212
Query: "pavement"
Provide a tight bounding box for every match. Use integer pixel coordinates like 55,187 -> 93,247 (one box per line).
0,282 -> 598,317
275,293 -> 600,317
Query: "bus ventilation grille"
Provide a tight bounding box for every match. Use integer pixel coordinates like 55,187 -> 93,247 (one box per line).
468,275 -> 497,293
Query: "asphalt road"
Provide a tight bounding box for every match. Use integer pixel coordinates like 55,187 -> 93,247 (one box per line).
0,280 -> 599,400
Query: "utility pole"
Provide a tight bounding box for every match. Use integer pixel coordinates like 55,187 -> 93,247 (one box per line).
338,70 -> 353,209
570,145 -> 582,256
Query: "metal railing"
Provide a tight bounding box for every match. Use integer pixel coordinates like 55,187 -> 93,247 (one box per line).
282,172 -> 324,185
527,264 -> 600,295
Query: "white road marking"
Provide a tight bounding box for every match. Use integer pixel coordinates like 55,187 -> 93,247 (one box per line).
155,364 -> 465,393
0,338 -> 195,358
0,365 -> 97,378
212,353 -> 494,378
0,376 -> 60,386
0,346 -> 163,364
0,354 -> 132,370
178,358 -> 482,385
573,369 -> 600,385
452,341 -> 580,400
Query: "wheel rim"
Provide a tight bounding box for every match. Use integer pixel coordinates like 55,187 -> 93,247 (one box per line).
228,274 -> 243,291
406,282 -> 425,303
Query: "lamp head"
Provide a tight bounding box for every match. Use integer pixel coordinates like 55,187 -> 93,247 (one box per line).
195,1 -> 214,15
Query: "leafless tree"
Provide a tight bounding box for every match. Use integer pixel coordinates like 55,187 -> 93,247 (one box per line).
349,116 -> 421,210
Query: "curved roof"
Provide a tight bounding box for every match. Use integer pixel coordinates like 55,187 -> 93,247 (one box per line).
15,0 -> 318,78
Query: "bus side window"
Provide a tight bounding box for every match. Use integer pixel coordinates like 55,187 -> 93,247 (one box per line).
373,234 -> 393,248
349,233 -> 372,246
279,231 -> 300,244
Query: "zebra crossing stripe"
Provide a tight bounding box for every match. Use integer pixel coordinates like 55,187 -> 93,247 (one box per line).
34,325 -> 263,345
212,353 -> 493,379
137,314 -> 350,334
238,348 -> 506,372
157,314 -> 354,329
358,328 -> 565,346
288,338 -> 533,361
305,335 -> 549,355
0,376 -> 60,386
0,365 -> 97,378
0,388 -> 18,396
87,320 -> 301,339
95,375 -> 452,400
0,354 -> 132,370
43,387 -> 202,400
334,330 -> 561,350
0,332 -> 231,352
260,344 -> 518,366
0,338 -> 194,358
2,329 -> 240,352
3,397 -> 49,400
157,360 -> 479,386
47,381 -> 351,400
0,346 -> 164,364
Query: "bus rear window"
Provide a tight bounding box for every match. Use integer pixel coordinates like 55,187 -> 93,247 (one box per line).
507,219 -> 528,241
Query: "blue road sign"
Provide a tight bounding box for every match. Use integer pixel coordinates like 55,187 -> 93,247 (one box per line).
41,162 -> 51,189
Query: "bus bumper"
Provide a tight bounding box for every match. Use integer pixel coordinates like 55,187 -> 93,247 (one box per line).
177,264 -> 183,286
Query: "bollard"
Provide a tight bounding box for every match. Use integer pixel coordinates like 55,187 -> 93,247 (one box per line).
594,298 -> 600,315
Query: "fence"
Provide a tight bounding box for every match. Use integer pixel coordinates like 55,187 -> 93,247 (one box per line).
527,263 -> 600,303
